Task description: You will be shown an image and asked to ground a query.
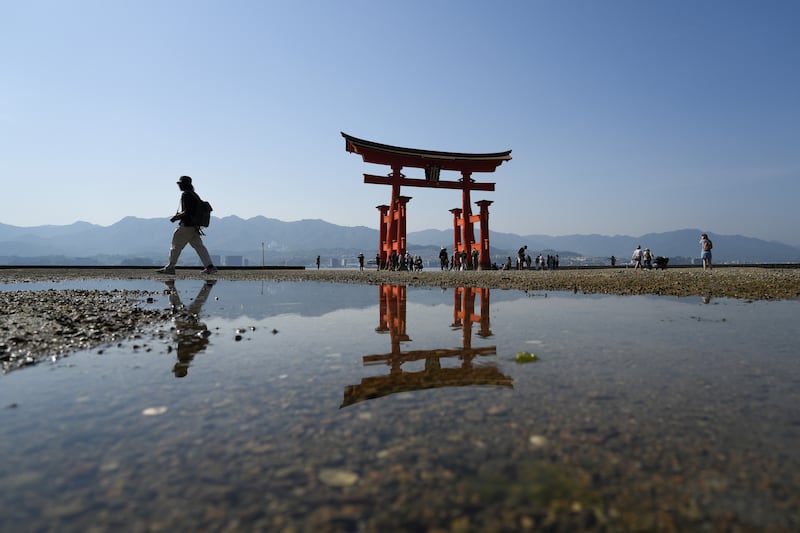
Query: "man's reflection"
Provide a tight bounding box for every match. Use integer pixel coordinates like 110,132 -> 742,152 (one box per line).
164,280 -> 215,378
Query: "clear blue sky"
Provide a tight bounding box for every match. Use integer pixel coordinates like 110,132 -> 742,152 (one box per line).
2,0 -> 798,245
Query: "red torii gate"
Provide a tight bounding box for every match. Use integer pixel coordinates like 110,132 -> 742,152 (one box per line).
342,132 -> 511,270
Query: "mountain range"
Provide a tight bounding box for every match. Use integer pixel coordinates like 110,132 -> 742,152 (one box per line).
1,216 -> 798,266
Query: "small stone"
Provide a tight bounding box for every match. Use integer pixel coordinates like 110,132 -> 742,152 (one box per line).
529,435 -> 548,448
318,468 -> 359,487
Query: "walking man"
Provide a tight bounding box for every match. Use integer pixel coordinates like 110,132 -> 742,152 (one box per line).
157,176 -> 217,275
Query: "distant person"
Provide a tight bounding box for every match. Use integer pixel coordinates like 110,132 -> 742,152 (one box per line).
610,255 -> 616,267
157,176 -> 217,275
631,245 -> 642,269
439,247 -> 448,270
376,253 -> 381,270
316,255 -> 321,269
472,249 -> 479,270
643,248 -> 652,269
517,245 -> 527,270
700,233 -> 713,271
358,252 -> 365,270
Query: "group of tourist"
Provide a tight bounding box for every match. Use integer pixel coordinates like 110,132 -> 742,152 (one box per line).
435,247 -> 481,271
381,250 -> 424,271
628,233 -> 713,271
630,245 -> 654,269
496,248 -> 559,270
353,232 -> 713,274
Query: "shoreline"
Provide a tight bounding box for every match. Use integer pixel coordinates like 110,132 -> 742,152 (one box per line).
2,267 -> 798,372
1,266 -> 799,300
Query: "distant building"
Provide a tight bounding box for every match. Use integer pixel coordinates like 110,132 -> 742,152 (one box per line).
224,255 -> 243,267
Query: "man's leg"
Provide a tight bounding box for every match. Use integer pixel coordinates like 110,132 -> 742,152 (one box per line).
166,226 -> 194,268
187,229 -> 213,267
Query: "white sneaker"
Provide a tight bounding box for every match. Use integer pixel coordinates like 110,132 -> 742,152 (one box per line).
156,267 -> 176,275
202,265 -> 218,274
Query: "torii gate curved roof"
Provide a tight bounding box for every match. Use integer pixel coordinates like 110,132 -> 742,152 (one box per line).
342,132 -> 511,174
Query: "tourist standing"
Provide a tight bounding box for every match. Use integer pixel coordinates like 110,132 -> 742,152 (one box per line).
643,248 -> 652,269
700,233 -> 713,271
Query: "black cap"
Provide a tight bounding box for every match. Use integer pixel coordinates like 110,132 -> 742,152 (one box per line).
177,175 -> 192,185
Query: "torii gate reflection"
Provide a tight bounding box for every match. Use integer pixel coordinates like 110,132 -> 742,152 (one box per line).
341,285 -> 512,408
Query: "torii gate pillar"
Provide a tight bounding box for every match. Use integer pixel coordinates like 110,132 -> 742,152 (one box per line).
476,200 -> 493,269
376,195 -> 411,269
449,208 -> 462,268
450,199 -> 492,270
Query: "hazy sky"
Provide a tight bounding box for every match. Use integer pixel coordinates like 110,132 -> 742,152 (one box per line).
2,1 -> 798,245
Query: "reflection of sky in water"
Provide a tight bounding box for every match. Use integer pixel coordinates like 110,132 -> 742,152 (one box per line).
1,280 -> 798,531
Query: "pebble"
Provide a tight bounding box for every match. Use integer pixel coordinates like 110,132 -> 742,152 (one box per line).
318,468 -> 359,487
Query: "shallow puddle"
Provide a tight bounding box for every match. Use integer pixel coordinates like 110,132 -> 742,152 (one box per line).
1,280 -> 798,531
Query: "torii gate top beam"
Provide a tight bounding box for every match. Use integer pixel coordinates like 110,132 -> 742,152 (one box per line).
342,132 -> 511,174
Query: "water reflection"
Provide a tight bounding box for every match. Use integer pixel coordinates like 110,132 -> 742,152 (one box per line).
342,285 -> 512,407
164,280 -> 215,378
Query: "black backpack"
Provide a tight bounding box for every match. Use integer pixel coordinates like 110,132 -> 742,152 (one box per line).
192,192 -> 213,228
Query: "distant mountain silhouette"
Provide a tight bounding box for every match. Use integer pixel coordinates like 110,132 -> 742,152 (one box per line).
1,216 -> 798,265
